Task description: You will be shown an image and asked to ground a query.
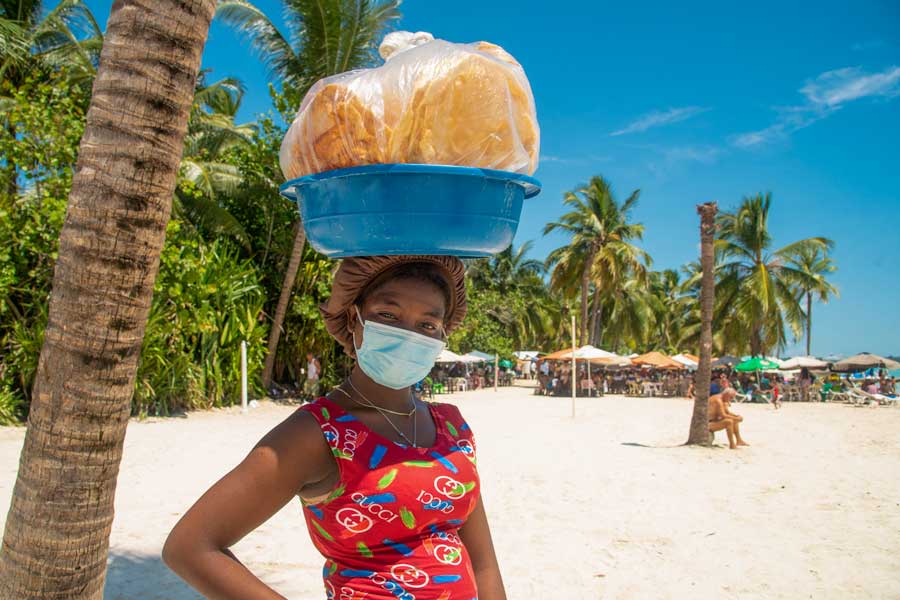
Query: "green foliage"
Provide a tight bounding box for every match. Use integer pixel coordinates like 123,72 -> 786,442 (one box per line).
0,72 -> 85,423
216,0 -> 401,116
135,221 -> 268,416
712,193 -> 833,356
448,288 -> 514,361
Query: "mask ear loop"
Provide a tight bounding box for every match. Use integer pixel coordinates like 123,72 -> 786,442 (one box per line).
351,305 -> 365,353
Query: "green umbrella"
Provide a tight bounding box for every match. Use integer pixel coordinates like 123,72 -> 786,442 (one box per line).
499,359 -> 513,368
734,357 -> 780,372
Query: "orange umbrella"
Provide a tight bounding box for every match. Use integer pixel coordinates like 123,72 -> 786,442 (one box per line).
540,348 -> 576,361
683,353 -> 700,363
631,351 -> 683,369
590,355 -> 632,366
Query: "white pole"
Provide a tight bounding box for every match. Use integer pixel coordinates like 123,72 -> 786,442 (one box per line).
241,340 -> 248,414
494,353 -> 499,392
571,314 -> 576,418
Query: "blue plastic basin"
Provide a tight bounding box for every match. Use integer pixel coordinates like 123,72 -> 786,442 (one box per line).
279,164 -> 541,258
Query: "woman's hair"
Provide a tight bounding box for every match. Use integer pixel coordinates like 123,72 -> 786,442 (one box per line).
355,261 -> 452,317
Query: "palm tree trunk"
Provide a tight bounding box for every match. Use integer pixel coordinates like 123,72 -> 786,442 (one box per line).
579,246 -> 596,346
688,202 -> 717,445
806,291 -> 812,356
588,285 -> 602,346
0,2 -> 215,597
262,220 -> 306,388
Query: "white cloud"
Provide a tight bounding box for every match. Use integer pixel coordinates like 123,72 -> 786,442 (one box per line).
610,106 -> 709,136
732,65 -> 900,148
539,154 -> 569,163
644,144 -> 724,179
660,145 -> 722,164
539,154 -> 613,165
800,66 -> 900,106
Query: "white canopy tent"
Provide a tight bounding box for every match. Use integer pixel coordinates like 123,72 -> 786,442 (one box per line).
513,351 -> 541,360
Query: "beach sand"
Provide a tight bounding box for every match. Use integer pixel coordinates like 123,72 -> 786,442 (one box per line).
1,384 -> 898,599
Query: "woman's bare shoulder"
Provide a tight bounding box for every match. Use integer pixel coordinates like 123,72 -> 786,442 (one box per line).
254,406 -> 334,480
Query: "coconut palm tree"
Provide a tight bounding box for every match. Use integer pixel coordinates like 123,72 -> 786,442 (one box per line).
467,242 -> 561,350
1,0 -> 102,195
648,268 -> 690,354
786,245 -> 838,356
688,202 -> 717,445
215,0 -> 401,387
544,175 -> 647,346
467,241 -> 543,294
598,273 -> 655,352
176,72 -> 257,249
0,1 -> 216,595
1,0 -> 101,85
715,192 -> 832,356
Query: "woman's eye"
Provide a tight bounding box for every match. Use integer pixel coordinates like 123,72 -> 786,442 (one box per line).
378,312 -> 396,320
420,322 -> 438,331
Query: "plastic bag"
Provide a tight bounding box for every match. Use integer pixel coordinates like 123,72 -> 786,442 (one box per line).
279,31 -> 540,180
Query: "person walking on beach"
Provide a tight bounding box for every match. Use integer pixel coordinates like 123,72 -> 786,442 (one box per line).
163,255 -> 506,600
304,352 -> 321,401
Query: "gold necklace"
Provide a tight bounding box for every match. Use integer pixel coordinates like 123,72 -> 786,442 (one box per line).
345,379 -> 417,416
334,384 -> 418,448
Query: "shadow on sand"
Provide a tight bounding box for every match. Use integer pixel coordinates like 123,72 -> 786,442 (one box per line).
621,441 -> 721,449
105,551 -> 202,600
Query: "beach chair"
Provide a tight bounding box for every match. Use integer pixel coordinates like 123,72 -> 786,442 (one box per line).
733,391 -> 751,403
846,388 -> 877,407
579,379 -> 595,397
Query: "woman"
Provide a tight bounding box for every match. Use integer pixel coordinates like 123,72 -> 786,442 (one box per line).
163,255 -> 506,600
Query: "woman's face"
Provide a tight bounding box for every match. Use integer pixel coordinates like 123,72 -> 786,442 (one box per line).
351,277 -> 448,343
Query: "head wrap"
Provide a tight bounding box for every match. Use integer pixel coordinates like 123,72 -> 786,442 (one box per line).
320,255 -> 467,357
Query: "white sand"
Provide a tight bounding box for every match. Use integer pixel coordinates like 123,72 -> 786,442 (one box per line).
1,384 -> 899,599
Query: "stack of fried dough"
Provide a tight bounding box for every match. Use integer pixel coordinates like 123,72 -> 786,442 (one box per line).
279,34 -> 539,180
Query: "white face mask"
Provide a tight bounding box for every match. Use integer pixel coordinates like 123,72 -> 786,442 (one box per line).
352,307 -> 447,389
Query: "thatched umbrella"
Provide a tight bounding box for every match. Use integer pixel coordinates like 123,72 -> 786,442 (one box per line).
832,353 -> 900,372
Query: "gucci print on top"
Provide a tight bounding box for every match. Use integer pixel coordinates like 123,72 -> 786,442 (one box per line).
297,396 -> 480,600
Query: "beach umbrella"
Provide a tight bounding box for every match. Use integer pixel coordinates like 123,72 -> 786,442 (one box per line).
712,355 -> 741,367
631,351 -> 683,369
832,353 -> 900,372
590,355 -> 633,367
540,348 -> 577,361
734,357 -> 780,372
780,356 -> 830,370
513,350 -> 541,360
672,353 -> 699,369
435,349 -> 465,363
458,352 -> 487,363
558,345 -> 619,360
465,350 -> 494,361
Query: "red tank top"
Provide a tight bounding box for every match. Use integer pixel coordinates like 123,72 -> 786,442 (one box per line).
297,396 -> 480,600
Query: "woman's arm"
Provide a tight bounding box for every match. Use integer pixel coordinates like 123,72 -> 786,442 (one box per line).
458,493 -> 506,600
162,410 -> 333,600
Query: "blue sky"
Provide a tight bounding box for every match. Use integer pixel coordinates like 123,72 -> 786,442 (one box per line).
77,1 -> 900,356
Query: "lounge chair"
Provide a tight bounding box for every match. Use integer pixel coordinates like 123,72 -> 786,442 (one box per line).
846,388 -> 878,407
